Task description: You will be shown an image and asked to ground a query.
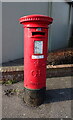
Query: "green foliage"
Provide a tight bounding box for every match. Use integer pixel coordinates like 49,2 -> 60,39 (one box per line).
4,79 -> 16,85
5,80 -> 13,85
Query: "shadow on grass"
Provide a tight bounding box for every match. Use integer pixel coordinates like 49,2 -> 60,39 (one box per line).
45,88 -> 73,103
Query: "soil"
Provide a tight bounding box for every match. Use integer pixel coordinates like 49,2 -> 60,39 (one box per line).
2,47 -> 73,67
47,48 -> 73,65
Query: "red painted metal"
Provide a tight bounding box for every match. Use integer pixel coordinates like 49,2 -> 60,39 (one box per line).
19,15 -> 53,90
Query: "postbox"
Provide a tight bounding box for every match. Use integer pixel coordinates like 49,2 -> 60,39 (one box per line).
19,14 -> 53,106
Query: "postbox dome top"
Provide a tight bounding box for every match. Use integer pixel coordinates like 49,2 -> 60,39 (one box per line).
19,14 -> 53,24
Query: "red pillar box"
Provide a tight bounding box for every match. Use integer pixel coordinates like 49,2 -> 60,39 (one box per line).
19,14 -> 53,106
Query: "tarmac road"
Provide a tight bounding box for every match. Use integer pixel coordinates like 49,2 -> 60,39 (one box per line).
2,76 -> 73,118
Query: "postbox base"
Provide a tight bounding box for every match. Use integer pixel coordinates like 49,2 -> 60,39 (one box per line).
23,87 -> 46,106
